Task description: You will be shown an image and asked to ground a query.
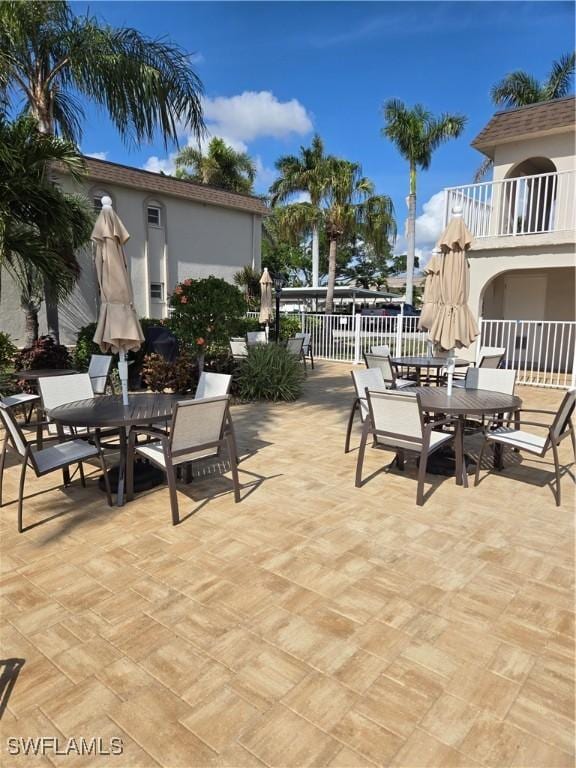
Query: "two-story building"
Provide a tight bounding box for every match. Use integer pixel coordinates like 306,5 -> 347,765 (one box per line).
0,157 -> 267,346
443,96 -> 575,386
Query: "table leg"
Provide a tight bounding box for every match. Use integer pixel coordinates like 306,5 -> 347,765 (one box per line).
36,404 -> 43,450
494,412 -> 505,470
116,428 -> 127,507
455,417 -> 464,487
415,368 -> 421,386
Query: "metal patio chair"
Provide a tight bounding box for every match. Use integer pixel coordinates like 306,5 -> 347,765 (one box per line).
295,332 -> 314,369
355,389 -> 455,506
475,389 -> 576,506
126,395 -> 240,525
364,353 -> 415,390
345,367 -> 388,453
88,354 -> 114,394
0,401 -> 112,532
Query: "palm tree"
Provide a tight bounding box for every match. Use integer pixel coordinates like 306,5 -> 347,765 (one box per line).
474,52 -> 575,181
323,159 -> 396,314
0,0 -> 205,340
175,138 -> 256,194
382,100 -> 466,306
269,134 -> 332,288
0,115 -> 94,345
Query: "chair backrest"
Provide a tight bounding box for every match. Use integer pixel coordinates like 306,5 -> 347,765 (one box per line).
366,389 -> 424,446
286,337 -> 304,356
39,374 -> 94,415
88,354 -> 112,394
229,340 -> 248,359
464,367 -> 516,395
364,353 -> 395,385
479,347 -> 505,369
195,372 -> 232,400
0,401 -> 28,457
549,389 -> 576,444
170,396 -> 229,462
370,344 -> 390,356
247,331 -> 267,345
295,332 -> 311,352
351,368 -> 386,421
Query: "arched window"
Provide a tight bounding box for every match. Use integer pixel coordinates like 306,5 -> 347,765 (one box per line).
502,157 -> 558,234
92,188 -> 114,213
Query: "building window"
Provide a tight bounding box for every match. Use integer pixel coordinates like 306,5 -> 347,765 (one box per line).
93,191 -> 112,212
150,282 -> 164,301
147,206 -> 162,227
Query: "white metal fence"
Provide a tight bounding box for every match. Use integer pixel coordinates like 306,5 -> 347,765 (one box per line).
248,311 -> 575,388
444,170 -> 575,238
479,319 -> 576,389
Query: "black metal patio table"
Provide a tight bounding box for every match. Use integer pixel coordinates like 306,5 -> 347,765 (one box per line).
48,393 -> 191,506
391,356 -> 470,386
414,386 -> 522,485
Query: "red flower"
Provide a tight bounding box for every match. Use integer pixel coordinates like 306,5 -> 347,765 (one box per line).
196,337 -> 205,346
184,278 -> 193,286
181,296 -> 188,304
174,286 -> 183,295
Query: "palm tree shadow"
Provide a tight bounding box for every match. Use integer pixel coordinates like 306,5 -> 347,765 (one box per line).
0,658 -> 25,719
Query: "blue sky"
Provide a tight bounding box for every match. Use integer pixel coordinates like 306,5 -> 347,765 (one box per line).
73,1 -> 575,256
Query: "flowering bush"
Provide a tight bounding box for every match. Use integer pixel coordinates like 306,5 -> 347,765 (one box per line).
15,336 -> 72,391
168,276 -> 247,359
0,331 -> 16,371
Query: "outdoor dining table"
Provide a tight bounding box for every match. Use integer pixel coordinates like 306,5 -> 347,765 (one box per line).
414,386 -> 523,485
391,356 -> 470,386
48,392 -> 191,506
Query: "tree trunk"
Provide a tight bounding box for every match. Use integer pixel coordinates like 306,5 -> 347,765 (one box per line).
35,99 -> 61,342
325,238 -> 337,314
311,225 -> 320,287
405,162 -> 417,307
23,303 -> 39,348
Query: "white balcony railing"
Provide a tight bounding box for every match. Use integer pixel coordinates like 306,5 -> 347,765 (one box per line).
444,170 -> 575,238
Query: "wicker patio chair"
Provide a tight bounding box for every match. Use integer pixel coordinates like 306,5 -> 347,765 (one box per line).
126,395 -> 240,525
355,389 -> 455,506
475,389 -> 576,506
0,401 -> 112,532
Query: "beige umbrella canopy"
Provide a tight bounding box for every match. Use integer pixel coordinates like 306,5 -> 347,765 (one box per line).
92,197 -> 144,404
428,210 -> 479,351
418,248 -> 442,332
259,267 -> 273,324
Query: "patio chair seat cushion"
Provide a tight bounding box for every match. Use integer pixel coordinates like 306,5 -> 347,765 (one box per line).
32,440 -> 99,473
485,427 -> 547,454
376,429 -> 452,453
135,441 -> 218,468
2,393 -> 39,408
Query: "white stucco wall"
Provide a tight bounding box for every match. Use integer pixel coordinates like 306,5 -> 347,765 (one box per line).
492,130 -> 576,179
0,176 -> 262,346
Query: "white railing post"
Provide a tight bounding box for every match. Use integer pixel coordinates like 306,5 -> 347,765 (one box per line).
571,341 -> 576,390
475,316 -> 483,365
300,311 -> 305,333
353,314 -> 362,364
395,312 -> 403,357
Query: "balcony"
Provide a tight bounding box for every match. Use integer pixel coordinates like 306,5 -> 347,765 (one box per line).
444,170 -> 575,243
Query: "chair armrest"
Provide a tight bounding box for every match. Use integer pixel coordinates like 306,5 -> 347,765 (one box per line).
423,416 -> 455,432
490,420 -> 552,430
129,426 -> 168,440
516,408 -> 556,415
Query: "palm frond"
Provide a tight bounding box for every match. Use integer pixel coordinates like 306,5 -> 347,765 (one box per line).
490,71 -> 543,108
473,156 -> 493,183
543,52 -> 576,101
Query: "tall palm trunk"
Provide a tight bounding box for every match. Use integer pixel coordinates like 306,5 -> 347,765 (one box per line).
405,161 -> 417,306
325,238 -> 338,314
34,97 -> 61,342
311,226 -> 320,287
22,301 -> 39,347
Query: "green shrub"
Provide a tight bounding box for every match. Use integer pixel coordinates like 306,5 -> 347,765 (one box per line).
0,331 -> 16,371
15,336 -> 72,391
141,351 -> 196,393
236,344 -> 305,402
279,315 -> 302,341
73,322 -> 99,370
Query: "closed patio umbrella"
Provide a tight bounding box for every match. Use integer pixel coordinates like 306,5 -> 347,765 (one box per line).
428,208 -> 479,351
418,248 -> 442,332
259,267 -> 273,340
92,197 -> 144,405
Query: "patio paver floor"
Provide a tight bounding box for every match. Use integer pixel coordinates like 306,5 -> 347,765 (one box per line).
0,362 -> 574,767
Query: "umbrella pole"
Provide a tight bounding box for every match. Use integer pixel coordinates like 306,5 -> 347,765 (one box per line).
118,351 -> 129,406
446,349 -> 455,396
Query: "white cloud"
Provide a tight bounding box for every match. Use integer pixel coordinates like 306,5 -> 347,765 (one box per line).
143,153 -> 177,175
85,151 -> 108,161
394,191 -> 446,267
203,91 -> 313,143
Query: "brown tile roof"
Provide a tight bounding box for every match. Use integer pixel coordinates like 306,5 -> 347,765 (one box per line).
69,157 -> 269,215
472,96 -> 576,157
